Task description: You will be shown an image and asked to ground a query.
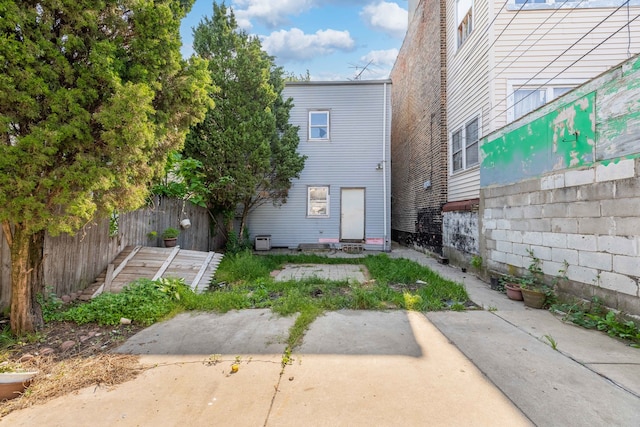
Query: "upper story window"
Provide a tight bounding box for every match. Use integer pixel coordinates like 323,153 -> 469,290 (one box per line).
512,86 -> 573,120
307,186 -> 329,217
457,0 -> 473,48
451,117 -> 479,173
309,111 -> 330,141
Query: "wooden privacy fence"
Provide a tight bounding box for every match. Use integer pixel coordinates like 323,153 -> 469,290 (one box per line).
0,197 -> 225,308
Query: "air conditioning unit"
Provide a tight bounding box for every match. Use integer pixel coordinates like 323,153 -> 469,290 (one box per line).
255,235 -> 271,251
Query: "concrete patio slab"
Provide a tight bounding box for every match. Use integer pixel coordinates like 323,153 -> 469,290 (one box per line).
274,264 -> 367,283
427,310 -> 640,426
115,309 -> 294,355
269,311 -> 531,426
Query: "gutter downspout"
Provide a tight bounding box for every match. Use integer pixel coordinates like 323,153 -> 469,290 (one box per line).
382,82 -> 389,252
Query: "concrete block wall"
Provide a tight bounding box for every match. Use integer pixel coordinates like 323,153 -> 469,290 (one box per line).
443,209 -> 479,265
481,158 -> 640,315
390,0 -> 448,254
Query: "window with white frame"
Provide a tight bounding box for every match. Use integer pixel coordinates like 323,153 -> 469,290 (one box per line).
451,117 -> 479,173
307,186 -> 329,217
512,86 -> 574,120
309,111 -> 329,140
456,0 -> 473,47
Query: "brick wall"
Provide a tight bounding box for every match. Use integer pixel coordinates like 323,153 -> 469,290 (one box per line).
481,158 -> 640,315
390,0 -> 448,254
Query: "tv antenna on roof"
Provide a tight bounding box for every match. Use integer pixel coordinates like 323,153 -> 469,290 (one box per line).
348,60 -> 374,80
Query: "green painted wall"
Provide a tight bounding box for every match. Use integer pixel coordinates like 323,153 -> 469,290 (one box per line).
481,93 -> 596,186
480,55 -> 640,188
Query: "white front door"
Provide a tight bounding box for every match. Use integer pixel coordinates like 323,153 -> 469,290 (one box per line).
340,188 -> 365,241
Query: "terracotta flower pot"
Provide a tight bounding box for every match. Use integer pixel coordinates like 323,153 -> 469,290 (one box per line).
0,371 -> 38,400
521,287 -> 546,309
505,283 -> 523,301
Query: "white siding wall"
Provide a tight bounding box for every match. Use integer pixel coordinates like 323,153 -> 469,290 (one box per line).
447,0 -> 640,202
247,81 -> 392,251
490,1 -> 640,131
447,0 -> 490,202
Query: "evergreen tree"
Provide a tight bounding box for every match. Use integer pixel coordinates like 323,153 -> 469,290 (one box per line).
184,3 -> 305,237
0,0 -> 213,334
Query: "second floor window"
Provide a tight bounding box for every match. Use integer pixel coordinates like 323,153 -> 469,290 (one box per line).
309,111 -> 330,140
451,117 -> 479,173
457,0 -> 473,47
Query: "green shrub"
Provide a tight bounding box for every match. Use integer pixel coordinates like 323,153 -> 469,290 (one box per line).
60,278 -> 188,326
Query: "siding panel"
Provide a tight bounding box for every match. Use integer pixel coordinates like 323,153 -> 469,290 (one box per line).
248,81 -> 392,251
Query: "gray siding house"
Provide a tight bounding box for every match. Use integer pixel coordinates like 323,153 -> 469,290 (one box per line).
247,80 -> 392,251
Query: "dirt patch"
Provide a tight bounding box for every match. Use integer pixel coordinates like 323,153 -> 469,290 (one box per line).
1,320 -> 145,417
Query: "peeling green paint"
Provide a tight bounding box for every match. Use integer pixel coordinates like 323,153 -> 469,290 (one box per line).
481,93 -> 596,186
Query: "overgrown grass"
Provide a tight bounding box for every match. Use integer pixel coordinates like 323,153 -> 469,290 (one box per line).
37,251 -> 469,351
48,278 -> 186,326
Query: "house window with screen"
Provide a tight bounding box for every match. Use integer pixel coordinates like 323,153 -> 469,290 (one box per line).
309,111 -> 329,140
451,117 -> 479,173
308,186 -> 329,217
513,86 -> 573,120
457,0 -> 473,47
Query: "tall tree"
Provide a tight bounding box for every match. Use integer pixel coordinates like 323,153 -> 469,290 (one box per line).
184,3 -> 305,236
0,0 -> 213,334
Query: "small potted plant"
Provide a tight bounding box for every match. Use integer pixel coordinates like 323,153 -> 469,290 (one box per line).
162,227 -> 180,247
517,249 -> 552,309
501,274 -> 524,301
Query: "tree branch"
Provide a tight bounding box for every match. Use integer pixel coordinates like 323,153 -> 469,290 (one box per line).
2,220 -> 13,246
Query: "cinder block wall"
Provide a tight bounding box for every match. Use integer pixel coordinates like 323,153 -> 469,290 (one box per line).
390,0 -> 448,254
482,158 -> 640,315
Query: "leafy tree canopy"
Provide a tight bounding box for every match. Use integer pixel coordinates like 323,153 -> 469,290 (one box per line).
0,0 -> 214,334
183,3 -> 305,234
0,0 -> 213,236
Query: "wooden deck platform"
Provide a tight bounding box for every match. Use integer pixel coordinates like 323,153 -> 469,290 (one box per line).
80,246 -> 224,299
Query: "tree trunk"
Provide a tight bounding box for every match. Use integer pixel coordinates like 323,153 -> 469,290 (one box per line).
9,223 -> 44,335
239,201 -> 250,239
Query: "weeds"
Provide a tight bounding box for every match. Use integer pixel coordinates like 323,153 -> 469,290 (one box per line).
56,278 -> 189,326
552,297 -> 640,347
35,253 -> 469,352
543,334 -> 558,350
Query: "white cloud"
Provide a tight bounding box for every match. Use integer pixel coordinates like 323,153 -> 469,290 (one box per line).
233,0 -> 315,28
360,48 -> 399,67
260,28 -> 355,62
360,1 -> 407,38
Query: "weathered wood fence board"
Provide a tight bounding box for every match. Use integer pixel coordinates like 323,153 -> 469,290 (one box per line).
0,197 -> 225,308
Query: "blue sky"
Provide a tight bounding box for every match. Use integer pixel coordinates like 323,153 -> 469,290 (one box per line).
180,1 -> 408,81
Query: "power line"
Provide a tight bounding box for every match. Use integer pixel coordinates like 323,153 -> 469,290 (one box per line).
460,0 -> 517,65
488,11 -> 640,127
481,0 -> 633,132
490,0 -> 582,81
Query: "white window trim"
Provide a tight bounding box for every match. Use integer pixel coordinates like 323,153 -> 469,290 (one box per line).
506,79 -> 583,123
308,110 -> 330,141
450,114 -> 481,175
456,0 -> 474,48
307,185 -> 330,218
